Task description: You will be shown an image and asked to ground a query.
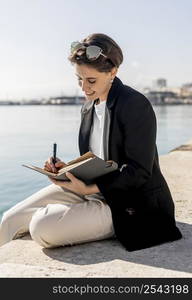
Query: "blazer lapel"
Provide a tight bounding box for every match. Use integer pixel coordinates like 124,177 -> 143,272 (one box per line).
78,100 -> 95,155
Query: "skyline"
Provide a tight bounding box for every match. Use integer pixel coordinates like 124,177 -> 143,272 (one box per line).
0,0 -> 192,100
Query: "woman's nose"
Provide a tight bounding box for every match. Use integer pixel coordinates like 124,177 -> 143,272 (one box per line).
81,81 -> 90,92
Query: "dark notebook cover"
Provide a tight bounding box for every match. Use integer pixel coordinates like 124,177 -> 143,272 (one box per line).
22,154 -> 118,184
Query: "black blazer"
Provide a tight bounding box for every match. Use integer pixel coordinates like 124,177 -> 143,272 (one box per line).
79,77 -> 182,251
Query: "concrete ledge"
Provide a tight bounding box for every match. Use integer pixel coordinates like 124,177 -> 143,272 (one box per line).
0,141 -> 192,277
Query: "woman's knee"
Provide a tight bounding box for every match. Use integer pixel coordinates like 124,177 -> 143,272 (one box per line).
1,207 -> 16,225
29,204 -> 70,248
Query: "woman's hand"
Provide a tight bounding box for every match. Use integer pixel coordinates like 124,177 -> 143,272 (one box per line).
43,157 -> 67,173
49,172 -> 100,196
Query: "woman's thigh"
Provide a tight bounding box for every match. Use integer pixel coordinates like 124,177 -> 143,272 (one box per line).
29,199 -> 115,248
0,184 -> 87,242
2,184 -> 85,221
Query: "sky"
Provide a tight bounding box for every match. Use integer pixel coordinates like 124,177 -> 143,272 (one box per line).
0,0 -> 192,100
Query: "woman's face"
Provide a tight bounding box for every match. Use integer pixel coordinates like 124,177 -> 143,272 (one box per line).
75,64 -> 117,102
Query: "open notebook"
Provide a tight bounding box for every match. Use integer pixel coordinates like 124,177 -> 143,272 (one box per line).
22,151 -> 118,184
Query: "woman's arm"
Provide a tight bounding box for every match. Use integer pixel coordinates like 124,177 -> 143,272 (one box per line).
49,172 -> 100,196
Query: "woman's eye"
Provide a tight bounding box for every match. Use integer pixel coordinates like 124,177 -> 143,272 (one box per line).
77,78 -> 95,84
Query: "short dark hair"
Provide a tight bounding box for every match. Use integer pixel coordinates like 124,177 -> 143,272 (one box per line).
68,33 -> 123,72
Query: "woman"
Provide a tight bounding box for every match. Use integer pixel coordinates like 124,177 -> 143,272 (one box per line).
0,33 -> 182,251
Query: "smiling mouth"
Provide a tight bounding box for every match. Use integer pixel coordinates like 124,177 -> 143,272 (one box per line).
85,92 -> 95,96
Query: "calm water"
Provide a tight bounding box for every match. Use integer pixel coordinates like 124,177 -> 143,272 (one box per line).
0,104 -> 192,220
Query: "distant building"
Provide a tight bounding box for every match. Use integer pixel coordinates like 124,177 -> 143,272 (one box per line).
21,99 -> 42,105
153,78 -> 167,89
143,78 -> 187,104
0,100 -> 21,105
145,90 -> 178,104
180,83 -> 192,98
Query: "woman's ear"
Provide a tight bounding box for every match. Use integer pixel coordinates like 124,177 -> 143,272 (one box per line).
111,67 -> 118,78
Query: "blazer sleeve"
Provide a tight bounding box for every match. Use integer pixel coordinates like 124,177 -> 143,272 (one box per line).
95,95 -> 157,197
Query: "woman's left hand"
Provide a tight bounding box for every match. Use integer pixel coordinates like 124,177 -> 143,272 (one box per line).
49,172 -> 100,196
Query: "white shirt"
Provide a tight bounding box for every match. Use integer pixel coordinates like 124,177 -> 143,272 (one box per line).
89,100 -> 106,159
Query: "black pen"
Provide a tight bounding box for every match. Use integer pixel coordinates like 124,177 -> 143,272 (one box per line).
52,143 -> 57,165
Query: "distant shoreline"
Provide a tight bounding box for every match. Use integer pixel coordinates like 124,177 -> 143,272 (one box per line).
0,103 -> 83,106
1,103 -> 192,106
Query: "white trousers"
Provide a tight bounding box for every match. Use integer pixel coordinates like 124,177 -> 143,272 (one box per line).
0,184 -> 115,248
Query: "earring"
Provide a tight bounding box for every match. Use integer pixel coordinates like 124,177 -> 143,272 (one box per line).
110,78 -> 114,84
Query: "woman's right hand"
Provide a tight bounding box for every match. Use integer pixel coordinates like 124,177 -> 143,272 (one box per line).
43,157 -> 67,173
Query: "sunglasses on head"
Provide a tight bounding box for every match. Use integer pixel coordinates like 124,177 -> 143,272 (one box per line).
71,41 -> 109,62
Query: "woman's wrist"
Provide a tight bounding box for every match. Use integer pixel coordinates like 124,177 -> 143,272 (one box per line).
85,184 -> 100,195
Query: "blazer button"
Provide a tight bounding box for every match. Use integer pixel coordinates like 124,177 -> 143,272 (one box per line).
125,208 -> 135,215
